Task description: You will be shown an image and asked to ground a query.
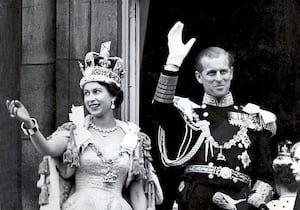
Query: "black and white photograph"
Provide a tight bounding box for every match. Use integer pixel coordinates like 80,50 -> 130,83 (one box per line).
1,0 -> 300,210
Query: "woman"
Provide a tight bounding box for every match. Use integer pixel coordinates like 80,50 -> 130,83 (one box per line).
6,42 -> 162,210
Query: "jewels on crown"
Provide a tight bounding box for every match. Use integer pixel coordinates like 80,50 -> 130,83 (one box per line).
277,140 -> 292,157
272,140 -> 293,168
79,41 -> 125,88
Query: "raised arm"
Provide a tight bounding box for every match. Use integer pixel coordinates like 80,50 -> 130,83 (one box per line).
6,99 -> 69,157
153,21 -> 196,124
154,21 -> 195,103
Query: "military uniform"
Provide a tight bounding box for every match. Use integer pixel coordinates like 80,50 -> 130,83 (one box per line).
153,70 -> 277,210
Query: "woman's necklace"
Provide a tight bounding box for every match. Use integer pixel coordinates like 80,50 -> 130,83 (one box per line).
89,121 -> 118,137
89,143 -> 122,184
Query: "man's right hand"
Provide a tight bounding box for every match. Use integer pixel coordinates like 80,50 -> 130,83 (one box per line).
166,21 -> 196,68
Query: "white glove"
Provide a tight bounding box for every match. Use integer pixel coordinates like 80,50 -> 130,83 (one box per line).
212,192 -> 244,210
166,21 -> 196,67
248,180 -> 274,208
247,192 -> 266,208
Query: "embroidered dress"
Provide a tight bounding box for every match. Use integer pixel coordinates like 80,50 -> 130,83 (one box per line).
40,118 -> 162,210
62,139 -> 132,210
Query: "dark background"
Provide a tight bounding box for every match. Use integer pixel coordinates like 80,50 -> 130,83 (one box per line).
140,0 -> 300,161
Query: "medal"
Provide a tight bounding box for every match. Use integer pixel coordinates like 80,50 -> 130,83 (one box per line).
217,146 -> 226,161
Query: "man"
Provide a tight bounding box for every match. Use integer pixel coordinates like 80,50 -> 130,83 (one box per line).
152,21 -> 277,210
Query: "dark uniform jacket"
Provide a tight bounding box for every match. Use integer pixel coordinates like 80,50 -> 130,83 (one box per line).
153,70 -> 277,210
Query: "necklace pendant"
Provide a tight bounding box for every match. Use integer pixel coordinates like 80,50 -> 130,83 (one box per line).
217,153 -> 226,161
102,133 -> 108,137
217,147 -> 226,161
103,171 -> 117,183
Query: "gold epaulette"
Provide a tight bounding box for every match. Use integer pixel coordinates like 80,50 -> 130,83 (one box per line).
242,103 -> 277,136
154,73 -> 178,104
173,96 -> 203,130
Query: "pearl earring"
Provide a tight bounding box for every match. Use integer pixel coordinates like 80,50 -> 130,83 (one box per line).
111,100 -> 115,109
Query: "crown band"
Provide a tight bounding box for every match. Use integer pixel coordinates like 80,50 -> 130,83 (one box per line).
79,66 -> 122,88
79,41 -> 125,89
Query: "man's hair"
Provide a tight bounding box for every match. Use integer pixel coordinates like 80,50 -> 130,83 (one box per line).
195,47 -> 235,72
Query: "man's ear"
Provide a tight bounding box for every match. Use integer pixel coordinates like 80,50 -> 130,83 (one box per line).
195,71 -> 203,84
230,66 -> 234,80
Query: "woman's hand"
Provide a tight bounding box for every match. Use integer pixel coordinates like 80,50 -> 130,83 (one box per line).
6,100 -> 31,123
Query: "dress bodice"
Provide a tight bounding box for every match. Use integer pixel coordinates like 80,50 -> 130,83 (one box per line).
46,119 -> 162,210
75,143 -> 130,196
61,123 -> 137,210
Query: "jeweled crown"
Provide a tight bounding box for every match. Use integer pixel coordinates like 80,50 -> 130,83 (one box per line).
79,41 -> 125,88
277,140 -> 292,157
273,140 -> 293,168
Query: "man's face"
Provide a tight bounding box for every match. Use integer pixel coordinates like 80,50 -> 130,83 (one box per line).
291,146 -> 300,183
195,54 -> 233,99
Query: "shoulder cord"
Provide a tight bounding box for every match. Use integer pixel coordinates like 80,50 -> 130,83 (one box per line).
176,124 -> 193,159
158,125 -> 208,167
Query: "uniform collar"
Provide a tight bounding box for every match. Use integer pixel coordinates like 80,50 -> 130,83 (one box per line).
202,92 -> 234,107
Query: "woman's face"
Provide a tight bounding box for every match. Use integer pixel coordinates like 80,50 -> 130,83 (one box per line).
83,82 -> 115,117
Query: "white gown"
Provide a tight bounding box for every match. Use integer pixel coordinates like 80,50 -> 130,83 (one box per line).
62,141 -> 133,210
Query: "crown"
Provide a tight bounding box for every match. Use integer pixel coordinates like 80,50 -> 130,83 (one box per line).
79,41 -> 125,88
277,140 -> 292,157
273,140 -> 293,168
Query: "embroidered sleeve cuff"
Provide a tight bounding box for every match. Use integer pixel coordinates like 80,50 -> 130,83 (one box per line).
154,73 -> 178,104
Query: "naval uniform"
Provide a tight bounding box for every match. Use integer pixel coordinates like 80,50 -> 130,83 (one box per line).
153,70 -> 277,210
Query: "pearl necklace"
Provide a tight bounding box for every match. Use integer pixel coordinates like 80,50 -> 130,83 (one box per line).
89,122 -> 118,137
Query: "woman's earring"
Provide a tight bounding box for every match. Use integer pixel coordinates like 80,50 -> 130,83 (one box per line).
111,100 -> 115,110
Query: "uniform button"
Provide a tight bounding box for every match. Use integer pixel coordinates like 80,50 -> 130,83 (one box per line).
208,174 -> 214,179
203,112 -> 209,117
201,104 -> 207,109
178,181 -> 185,192
234,105 -> 238,110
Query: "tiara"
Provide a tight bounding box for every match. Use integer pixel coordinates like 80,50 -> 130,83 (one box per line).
79,41 -> 125,88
